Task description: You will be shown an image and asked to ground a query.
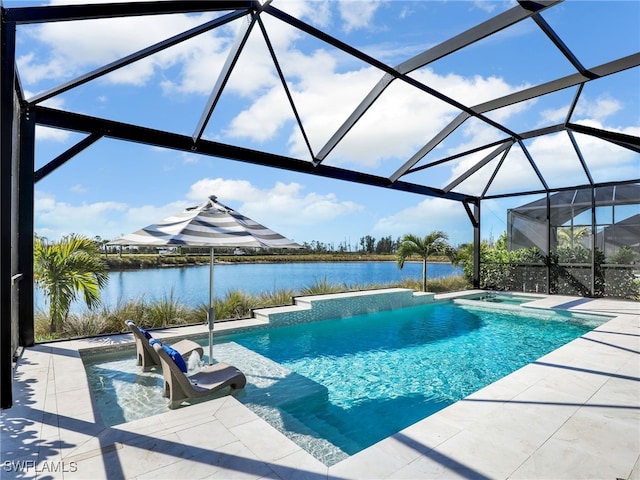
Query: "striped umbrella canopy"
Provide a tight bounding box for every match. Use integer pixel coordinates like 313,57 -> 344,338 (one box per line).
108,195 -> 301,249
109,195 -> 301,364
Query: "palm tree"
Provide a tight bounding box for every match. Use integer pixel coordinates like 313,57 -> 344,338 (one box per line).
557,226 -> 589,248
34,234 -> 108,334
396,231 -> 450,292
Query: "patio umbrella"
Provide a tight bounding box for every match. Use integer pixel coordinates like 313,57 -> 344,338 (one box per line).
108,195 -> 301,364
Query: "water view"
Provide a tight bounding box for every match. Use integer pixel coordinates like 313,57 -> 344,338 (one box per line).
35,261 -> 462,311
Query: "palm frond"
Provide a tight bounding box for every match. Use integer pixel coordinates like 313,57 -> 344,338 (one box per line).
34,234 -> 107,333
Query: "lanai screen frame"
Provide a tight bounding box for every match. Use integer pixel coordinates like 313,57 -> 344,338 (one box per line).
1,0 -> 639,408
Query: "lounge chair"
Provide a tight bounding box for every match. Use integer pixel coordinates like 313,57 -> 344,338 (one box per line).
151,340 -> 247,409
125,320 -> 203,371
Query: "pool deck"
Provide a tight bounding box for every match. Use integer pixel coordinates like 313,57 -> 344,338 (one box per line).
2,291 -> 639,479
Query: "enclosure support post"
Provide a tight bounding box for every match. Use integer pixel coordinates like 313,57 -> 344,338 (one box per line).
208,247 -> 215,365
462,200 -> 481,289
545,192 -> 551,295
18,108 -> 35,347
1,15 -> 17,409
473,202 -> 480,289
590,186 -> 596,296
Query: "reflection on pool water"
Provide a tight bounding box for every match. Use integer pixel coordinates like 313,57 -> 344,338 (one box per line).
83,299 -> 608,466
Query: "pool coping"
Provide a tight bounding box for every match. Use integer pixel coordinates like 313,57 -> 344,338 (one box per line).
2,289 -> 639,479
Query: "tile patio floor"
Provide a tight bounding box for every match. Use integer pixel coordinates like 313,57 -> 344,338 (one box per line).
1,292 -> 639,479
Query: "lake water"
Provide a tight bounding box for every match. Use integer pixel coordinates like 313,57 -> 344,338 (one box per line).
34,261 -> 462,311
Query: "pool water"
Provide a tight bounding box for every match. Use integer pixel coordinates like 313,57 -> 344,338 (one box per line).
83,300 -> 607,466
473,292 -> 537,305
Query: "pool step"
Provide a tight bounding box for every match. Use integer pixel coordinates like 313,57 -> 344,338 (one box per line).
209,341 -> 328,408
209,341 -> 355,464
252,303 -> 309,323
253,288 -> 436,327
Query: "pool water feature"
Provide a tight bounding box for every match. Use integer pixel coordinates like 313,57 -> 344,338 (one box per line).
83,299 -> 608,466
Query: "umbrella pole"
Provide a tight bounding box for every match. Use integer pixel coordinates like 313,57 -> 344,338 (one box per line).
208,246 -> 215,365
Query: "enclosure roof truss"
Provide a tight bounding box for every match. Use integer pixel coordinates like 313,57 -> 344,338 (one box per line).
3,0 -> 638,202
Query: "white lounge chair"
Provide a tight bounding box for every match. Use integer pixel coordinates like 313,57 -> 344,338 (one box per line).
125,320 -> 203,371
151,340 -> 246,409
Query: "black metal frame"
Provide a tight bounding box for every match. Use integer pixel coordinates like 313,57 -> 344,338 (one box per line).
1,0 -> 638,408
1,6 -> 17,411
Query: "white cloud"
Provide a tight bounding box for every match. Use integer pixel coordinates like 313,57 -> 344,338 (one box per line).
33,177 -> 359,244
34,191 -> 193,241
576,95 -> 622,121
17,52 -> 67,85
158,26 -> 241,96
539,121 -> 639,180
181,152 -> 202,164
543,121 -> 639,183
20,9 -> 225,89
33,178 -> 364,242
275,0 -> 332,29
227,63 -> 533,169
20,0 -> 540,173
35,191 -> 128,240
124,201 -> 192,229
441,119 -> 640,196
19,2 -> 321,100
472,1 -> 499,14
186,177 -> 363,229
339,0 -> 381,32
372,197 -> 472,245
225,88 -> 293,142
187,178 -> 257,202
539,105 -> 568,125
540,94 -> 623,127
15,0 -> 582,181
36,125 -> 71,142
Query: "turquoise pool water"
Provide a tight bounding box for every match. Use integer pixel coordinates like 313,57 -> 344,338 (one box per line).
472,292 -> 537,305
83,300 -> 608,466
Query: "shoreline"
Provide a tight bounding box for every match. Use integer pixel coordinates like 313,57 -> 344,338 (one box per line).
104,253 -> 452,271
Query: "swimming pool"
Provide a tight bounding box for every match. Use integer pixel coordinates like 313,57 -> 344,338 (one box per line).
83,298 -> 608,466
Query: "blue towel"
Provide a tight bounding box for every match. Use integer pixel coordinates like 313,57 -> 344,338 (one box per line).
127,320 -> 153,340
138,327 -> 153,340
150,339 -> 187,373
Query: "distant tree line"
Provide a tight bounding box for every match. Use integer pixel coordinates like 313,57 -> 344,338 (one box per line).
94,235 -> 407,255
300,235 -> 400,254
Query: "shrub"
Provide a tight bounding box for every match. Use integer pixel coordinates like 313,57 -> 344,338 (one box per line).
213,290 -> 257,320
299,277 -> 345,295
62,311 -> 106,337
147,290 -> 190,327
425,276 -> 469,293
258,289 -> 295,308
34,309 -> 56,341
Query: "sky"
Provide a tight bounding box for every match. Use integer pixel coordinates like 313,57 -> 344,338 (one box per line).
7,0 -> 640,249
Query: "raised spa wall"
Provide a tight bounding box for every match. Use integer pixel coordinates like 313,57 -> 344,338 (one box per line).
252,288 -> 436,327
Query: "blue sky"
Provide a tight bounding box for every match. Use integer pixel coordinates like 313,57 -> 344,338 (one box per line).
8,0 -> 640,248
